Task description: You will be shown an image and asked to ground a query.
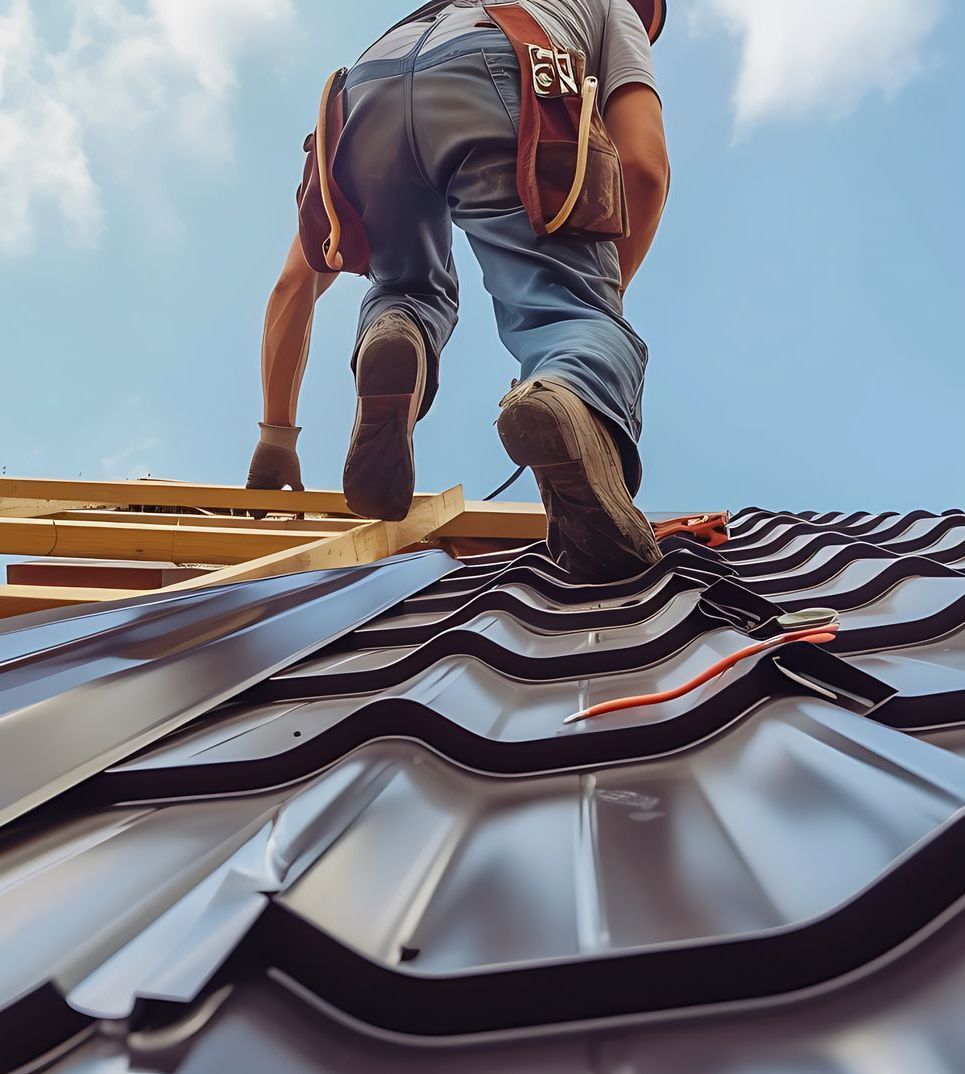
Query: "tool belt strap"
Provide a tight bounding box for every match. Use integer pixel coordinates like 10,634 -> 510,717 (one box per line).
296,68 -> 371,276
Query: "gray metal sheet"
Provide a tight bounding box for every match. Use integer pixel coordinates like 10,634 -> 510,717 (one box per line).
0,551 -> 456,827
43,904 -> 965,1074
276,712 -> 965,973
3,509 -> 965,1070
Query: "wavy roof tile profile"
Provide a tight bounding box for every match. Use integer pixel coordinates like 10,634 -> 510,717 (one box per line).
2,508 -> 965,1072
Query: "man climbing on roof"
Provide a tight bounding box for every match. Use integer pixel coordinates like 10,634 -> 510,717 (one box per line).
247,0 -> 671,583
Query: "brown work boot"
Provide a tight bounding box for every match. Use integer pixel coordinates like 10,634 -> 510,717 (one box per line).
343,310 -> 427,521
497,377 -> 662,582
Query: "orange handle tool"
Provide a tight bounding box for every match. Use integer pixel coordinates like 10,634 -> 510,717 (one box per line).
564,624 -> 840,725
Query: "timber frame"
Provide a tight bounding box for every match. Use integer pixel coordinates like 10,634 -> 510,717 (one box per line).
0,477 -> 548,620
0,477 -> 729,620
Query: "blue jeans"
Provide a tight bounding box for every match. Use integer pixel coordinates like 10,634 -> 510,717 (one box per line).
335,27 -> 648,491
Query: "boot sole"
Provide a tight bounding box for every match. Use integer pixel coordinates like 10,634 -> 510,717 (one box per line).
497,383 -> 661,582
343,329 -> 426,521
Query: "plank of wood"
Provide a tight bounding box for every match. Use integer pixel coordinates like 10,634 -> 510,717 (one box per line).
0,498 -> 110,518
436,499 -> 547,540
0,487 -> 465,619
0,477 -> 366,516
0,517 -> 343,565
47,511 -> 362,533
0,480 -> 546,539
1,474 -> 553,579
56,506 -> 545,539
0,478 -> 355,516
163,485 -> 465,591
0,585 -> 133,618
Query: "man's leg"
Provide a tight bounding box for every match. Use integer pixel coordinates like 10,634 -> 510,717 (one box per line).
463,211 -> 648,495
333,68 -> 459,519
467,211 -> 661,581
343,309 -> 430,520
414,49 -> 659,580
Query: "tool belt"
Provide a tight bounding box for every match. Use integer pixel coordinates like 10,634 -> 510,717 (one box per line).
296,67 -> 370,276
484,2 -> 628,242
297,1 -> 634,273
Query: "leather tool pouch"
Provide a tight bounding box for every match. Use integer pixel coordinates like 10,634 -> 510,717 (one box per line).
297,67 -> 370,276
484,2 -> 628,242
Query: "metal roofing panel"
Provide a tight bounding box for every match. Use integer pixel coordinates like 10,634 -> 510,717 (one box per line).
2,509 -> 965,1071
0,551 -> 456,827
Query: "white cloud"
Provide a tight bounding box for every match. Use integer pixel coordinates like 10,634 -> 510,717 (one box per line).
0,0 -> 101,248
0,0 -> 293,252
692,0 -> 945,130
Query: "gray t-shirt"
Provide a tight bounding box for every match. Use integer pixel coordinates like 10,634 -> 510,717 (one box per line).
363,0 -> 658,110
518,0 -> 659,108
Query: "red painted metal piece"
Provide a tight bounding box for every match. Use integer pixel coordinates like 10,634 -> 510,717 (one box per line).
654,512 -> 730,548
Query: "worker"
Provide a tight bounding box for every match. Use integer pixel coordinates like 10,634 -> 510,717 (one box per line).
247,0 -> 671,582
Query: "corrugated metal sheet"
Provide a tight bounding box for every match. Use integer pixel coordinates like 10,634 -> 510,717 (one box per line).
0,550 -> 457,828
3,509 -> 965,1072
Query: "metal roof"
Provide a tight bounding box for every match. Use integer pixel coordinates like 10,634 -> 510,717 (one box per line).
3,508 -> 965,1072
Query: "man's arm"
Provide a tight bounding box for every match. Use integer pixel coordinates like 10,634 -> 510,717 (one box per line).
604,83 -> 670,293
247,235 -> 338,497
262,234 -> 337,427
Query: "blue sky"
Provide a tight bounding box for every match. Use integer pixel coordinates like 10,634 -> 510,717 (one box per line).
1,0 -> 963,513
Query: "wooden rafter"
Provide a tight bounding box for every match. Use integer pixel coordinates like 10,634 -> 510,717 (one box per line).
0,517 -> 347,565
0,478 -> 548,540
0,481 -> 471,618
442,499 -> 546,539
0,478 -> 730,622
0,498 -> 110,519
164,485 -> 466,590
0,585 -> 134,619
0,477 -> 403,517
45,511 -> 363,533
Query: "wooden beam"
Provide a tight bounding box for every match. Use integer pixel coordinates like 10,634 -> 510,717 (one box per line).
0,486 -> 465,617
436,499 -> 547,540
0,517 -> 344,565
57,505 -> 545,540
2,478 -> 553,545
0,480 -> 547,540
163,485 -> 465,591
0,585 -> 133,618
0,498 -> 110,518
47,511 -> 362,533
0,477 -> 361,516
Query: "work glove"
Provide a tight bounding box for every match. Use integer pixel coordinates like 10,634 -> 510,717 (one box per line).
246,423 -> 304,519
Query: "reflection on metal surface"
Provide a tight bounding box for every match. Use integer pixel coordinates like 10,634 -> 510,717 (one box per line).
99,643 -> 895,796
3,510 -> 965,1071
0,551 -> 457,827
